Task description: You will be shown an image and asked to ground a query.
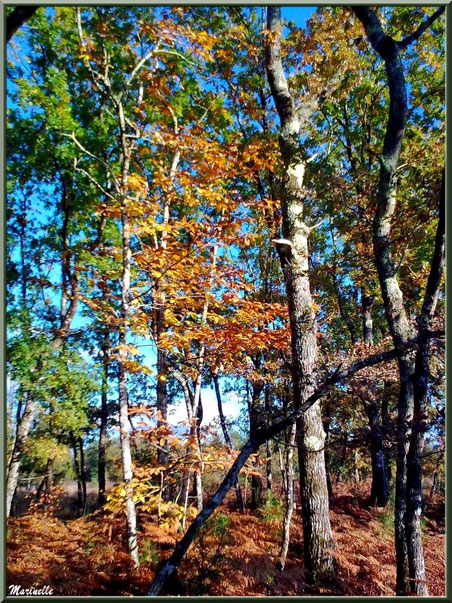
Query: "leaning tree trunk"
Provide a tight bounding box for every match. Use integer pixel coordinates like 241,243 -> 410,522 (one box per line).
265,6 -> 335,584
6,394 -> 37,517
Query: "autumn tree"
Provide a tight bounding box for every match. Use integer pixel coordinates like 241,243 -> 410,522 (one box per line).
352,6 -> 445,595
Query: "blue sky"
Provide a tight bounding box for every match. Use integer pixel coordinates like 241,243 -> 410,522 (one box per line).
282,6 -> 315,27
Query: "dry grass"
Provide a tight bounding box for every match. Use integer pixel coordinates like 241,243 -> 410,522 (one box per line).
7,483 -> 445,597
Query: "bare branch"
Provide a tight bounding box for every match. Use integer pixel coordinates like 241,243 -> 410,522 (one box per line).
62,131 -> 120,191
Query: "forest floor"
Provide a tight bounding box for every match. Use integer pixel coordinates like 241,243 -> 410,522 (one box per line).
7,482 -> 445,597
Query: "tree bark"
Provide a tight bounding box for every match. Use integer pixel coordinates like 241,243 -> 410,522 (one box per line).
279,423 -> 296,569
70,431 -> 83,514
265,6 -> 335,584
405,169 -> 444,596
365,400 -> 390,507
362,292 -> 374,346
79,436 -> 87,511
118,200 -> 139,567
98,334 -> 109,506
6,392 -> 36,517
264,386 -> 273,495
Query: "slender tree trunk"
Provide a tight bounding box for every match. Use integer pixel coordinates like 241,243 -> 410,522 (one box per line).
279,423 -> 296,569
366,400 -> 390,507
79,436 -> 87,511
98,336 -> 109,506
361,298 -> 390,507
264,386 -> 273,495
118,203 -> 139,567
336,433 -> 348,484
362,291 -> 374,346
405,169 -> 444,596
116,96 -> 140,567
212,373 -> 245,513
156,287 -> 169,468
265,7 -> 335,584
70,431 -> 83,513
323,401 -> 333,500
249,381 -> 264,509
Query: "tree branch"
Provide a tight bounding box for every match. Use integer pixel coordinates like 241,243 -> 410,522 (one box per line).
418,168 -> 445,328
398,7 -> 445,50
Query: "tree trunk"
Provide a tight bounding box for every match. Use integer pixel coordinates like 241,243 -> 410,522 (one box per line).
354,8 -> 444,592
405,169 -> 444,596
362,292 -> 374,346
279,423 -> 296,569
6,394 -> 36,517
265,7 -> 335,584
98,336 -> 109,506
323,401 -> 333,500
352,8 -> 416,593
116,95 -> 140,566
360,300 -> 390,508
264,386 -> 273,495
156,287 -> 169,468
212,373 -> 245,513
79,436 -> 87,511
6,6 -> 38,41
365,400 -> 390,507
70,431 -> 83,514
116,158 -> 138,569
156,146 -> 179,470
249,381 -> 264,510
